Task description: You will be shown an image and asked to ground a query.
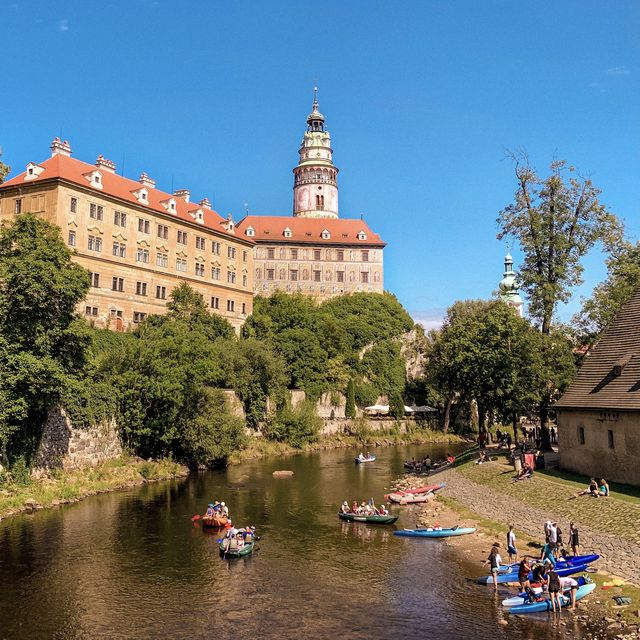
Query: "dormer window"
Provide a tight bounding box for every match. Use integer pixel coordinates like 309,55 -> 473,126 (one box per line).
190,208 -> 204,224
246,226 -> 255,237
160,197 -> 177,213
283,227 -> 292,238
321,229 -> 330,240
132,187 -> 149,204
84,169 -> 104,190
357,231 -> 367,240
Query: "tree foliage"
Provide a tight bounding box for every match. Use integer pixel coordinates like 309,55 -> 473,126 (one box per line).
0,148 -> 10,184
244,291 -> 412,404
345,378 -> 356,419
573,241 -> 640,345
497,154 -> 623,333
0,214 -> 90,461
426,299 -> 573,445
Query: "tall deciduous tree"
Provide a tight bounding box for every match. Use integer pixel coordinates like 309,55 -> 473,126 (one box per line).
497,154 -> 623,334
0,214 -> 90,460
574,241 -> 640,345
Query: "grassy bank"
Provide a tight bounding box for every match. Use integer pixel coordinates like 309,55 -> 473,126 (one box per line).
228,428 -> 467,465
0,456 -> 188,519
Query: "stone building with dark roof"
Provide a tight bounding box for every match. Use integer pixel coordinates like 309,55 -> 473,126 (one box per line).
555,286 -> 640,485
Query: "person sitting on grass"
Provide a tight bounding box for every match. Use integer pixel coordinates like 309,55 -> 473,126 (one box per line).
598,478 -> 610,497
572,478 -> 599,499
514,462 -> 533,482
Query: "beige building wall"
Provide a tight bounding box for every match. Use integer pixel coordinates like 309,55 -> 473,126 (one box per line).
0,182 -> 254,331
253,243 -> 384,299
557,408 -> 640,485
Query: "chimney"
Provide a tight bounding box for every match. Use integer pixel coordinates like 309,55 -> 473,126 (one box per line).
50,137 -> 72,157
96,155 -> 116,173
174,189 -> 190,202
139,172 -> 156,188
199,197 -> 211,208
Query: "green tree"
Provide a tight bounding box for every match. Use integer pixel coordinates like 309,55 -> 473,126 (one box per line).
225,338 -> 287,429
102,285 -> 244,467
497,154 -> 623,334
345,378 -> 356,419
389,391 -> 405,419
0,215 -> 90,461
0,148 -> 10,184
265,400 -> 321,448
574,241 -> 640,345
427,299 -> 556,442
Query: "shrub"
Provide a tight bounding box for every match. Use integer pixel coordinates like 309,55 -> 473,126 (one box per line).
265,401 -> 321,448
10,456 -> 31,486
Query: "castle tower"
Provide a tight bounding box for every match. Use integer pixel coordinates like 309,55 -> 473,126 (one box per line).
292,88 -> 339,219
498,253 -> 524,317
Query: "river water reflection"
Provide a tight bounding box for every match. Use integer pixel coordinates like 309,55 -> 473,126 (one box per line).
0,444 -> 591,639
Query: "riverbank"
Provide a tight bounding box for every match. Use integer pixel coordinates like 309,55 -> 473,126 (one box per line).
390,458 -> 640,636
228,429 -> 468,465
0,456 -> 188,520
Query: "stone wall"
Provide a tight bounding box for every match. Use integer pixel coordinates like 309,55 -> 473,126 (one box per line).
34,407 -> 122,471
557,408 -> 640,485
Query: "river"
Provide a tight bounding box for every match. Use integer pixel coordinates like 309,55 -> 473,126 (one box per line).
0,444 -> 591,639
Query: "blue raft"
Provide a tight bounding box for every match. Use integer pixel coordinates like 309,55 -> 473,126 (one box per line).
478,558 -> 598,585
507,582 -> 596,615
394,526 -> 476,538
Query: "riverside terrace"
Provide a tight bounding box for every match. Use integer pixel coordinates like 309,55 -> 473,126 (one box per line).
434,453 -> 640,584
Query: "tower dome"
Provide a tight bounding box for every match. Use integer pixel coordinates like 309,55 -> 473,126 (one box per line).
498,253 -> 524,317
292,87 -> 339,219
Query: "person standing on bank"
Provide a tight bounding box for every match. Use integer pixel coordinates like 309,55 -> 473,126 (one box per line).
507,525 -> 517,563
569,523 -> 580,556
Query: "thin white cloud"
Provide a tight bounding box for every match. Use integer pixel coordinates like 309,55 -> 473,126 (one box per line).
411,310 -> 445,332
606,66 -> 630,76
58,19 -> 69,32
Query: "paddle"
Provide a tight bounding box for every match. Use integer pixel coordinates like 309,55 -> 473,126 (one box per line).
192,514 -> 202,521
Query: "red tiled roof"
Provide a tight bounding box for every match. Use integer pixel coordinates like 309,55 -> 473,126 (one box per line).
1,154 -> 247,242
555,286 -> 640,411
236,215 -> 385,247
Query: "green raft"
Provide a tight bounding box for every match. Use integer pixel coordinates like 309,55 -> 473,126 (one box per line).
338,512 -> 398,525
219,540 -> 255,558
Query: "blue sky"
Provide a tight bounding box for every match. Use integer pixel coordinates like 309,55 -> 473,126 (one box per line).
1,0 -> 638,328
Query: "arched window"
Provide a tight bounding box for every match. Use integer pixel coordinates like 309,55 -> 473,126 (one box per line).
316,194 -> 324,210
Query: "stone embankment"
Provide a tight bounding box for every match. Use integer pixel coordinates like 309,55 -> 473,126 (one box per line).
438,465 -> 640,586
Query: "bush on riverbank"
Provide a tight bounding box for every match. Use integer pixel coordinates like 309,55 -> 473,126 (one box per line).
0,455 -> 187,517
263,401 -> 322,448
